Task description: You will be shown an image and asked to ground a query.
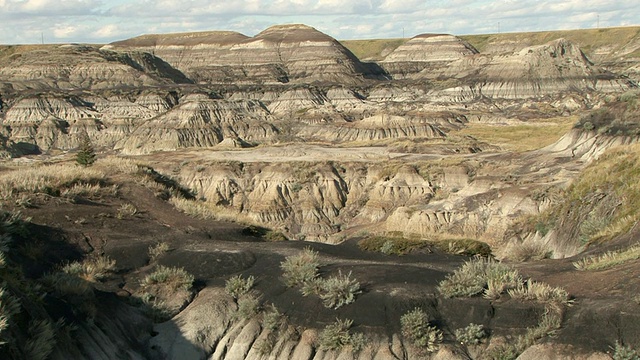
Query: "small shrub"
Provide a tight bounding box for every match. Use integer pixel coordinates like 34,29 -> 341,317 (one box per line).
42,272 -> 93,297
261,304 -> 287,332
612,342 -> 639,360
235,293 -> 260,320
23,319 -> 56,360
280,247 -> 320,287
136,292 -> 173,322
148,242 -> 170,261
438,257 -> 520,299
318,318 -> 365,352
400,308 -> 442,353
507,280 -> 570,309
455,323 -> 486,345
62,255 -> 116,282
380,240 -> 395,254
484,264 -> 522,300
225,275 -> 255,300
117,203 -> 138,219
318,271 -> 361,309
300,277 -> 324,297
506,242 -> 552,262
141,266 -> 194,292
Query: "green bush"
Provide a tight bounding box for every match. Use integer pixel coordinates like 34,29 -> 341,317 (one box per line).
318,271 -> 361,309
613,342 -> 639,360
454,323 -> 486,345
235,293 -> 260,320
261,304 -> 287,332
280,247 -> 320,287
438,257 -> 521,299
318,318 -> 365,353
400,308 -> 442,353
225,275 -> 255,300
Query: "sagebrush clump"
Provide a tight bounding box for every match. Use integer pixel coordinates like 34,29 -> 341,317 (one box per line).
225,275 -> 255,300
400,308 -> 442,353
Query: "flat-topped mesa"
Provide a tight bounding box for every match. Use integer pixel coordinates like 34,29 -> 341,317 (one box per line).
105,24 -> 372,85
380,34 -> 479,79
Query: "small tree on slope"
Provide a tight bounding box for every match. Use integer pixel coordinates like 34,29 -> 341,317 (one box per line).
76,133 -> 96,167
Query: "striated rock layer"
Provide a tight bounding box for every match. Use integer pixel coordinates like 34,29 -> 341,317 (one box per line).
106,24 -> 376,84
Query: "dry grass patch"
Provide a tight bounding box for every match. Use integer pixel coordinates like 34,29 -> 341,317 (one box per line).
573,243 -> 640,271
450,117 -> 576,152
0,163 -> 105,199
341,38 -> 407,61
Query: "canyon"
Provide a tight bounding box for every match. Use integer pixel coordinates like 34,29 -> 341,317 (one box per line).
0,24 -> 639,359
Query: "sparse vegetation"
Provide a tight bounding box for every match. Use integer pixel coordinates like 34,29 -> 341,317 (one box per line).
148,242 -> 170,261
0,163 -> 104,200
141,266 -> 194,292
358,235 -> 428,255
318,318 -> 366,352
450,116 -> 576,152
280,247 -> 321,287
505,242 -> 552,262
573,243 -> 640,271
612,342 -> 639,360
225,275 -> 255,300
522,143 -> 640,247
508,280 -> 571,307
235,293 -> 261,320
61,255 -> 116,282
400,308 -> 443,353
454,323 -> 486,345
317,271 -> 361,309
117,203 -> 138,219
434,238 -> 493,257
438,257 -> 521,299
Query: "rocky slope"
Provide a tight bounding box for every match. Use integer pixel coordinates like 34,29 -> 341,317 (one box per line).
0,44 -> 190,92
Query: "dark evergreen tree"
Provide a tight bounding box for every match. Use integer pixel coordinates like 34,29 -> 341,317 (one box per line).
76,132 -> 96,167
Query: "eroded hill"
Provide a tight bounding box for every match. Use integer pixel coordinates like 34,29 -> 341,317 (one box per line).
0,24 -> 640,360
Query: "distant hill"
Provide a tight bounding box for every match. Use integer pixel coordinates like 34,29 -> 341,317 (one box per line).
341,26 -> 640,65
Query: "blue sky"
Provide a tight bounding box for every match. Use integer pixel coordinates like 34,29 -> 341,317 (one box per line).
0,0 -> 638,44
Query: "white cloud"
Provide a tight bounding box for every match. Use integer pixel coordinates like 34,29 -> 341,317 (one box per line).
0,0 -> 638,44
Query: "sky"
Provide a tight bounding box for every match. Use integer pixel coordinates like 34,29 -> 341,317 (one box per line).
0,0 -> 638,45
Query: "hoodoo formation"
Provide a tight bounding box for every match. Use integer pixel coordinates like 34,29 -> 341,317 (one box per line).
1,24 -> 640,360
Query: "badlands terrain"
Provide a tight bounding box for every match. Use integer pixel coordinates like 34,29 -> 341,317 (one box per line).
0,24 -> 640,359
